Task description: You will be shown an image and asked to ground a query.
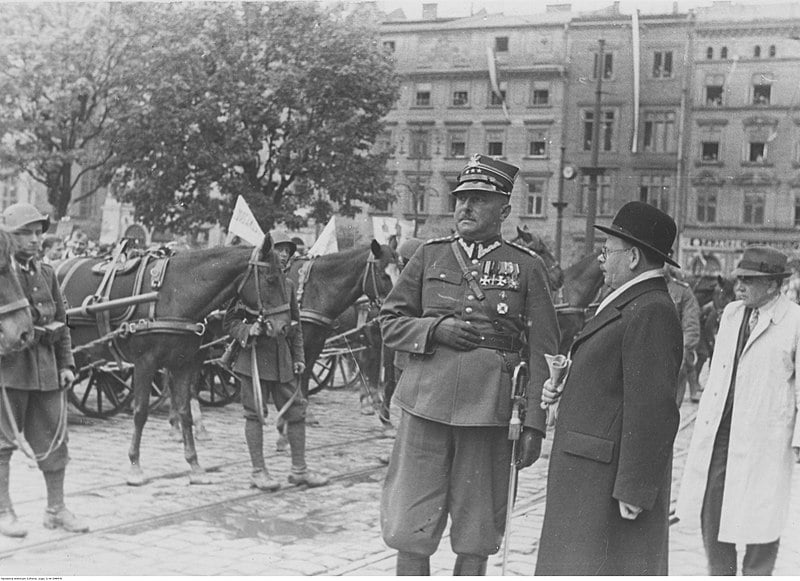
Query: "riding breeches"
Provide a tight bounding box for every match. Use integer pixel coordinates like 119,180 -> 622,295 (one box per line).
0,388 -> 69,472
381,410 -> 512,558
239,376 -> 306,423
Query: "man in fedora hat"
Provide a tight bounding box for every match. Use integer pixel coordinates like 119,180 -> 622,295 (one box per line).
676,245 -> 800,575
536,201 -> 683,575
379,154 -> 559,575
0,202 -> 88,537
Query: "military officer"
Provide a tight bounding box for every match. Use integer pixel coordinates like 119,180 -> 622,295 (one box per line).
0,202 -> 88,537
378,154 -> 560,576
665,263 -> 701,406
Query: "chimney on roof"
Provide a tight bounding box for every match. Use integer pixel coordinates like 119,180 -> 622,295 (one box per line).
422,3 -> 437,20
546,3 -> 572,12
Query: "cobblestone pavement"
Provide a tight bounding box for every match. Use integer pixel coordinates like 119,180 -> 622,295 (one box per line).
0,386 -> 798,576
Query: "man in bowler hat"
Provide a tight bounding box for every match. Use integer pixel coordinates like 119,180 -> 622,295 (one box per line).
676,245 -> 800,575
536,201 -> 683,575
379,154 -> 559,575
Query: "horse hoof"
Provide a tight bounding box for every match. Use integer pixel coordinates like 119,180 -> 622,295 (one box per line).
189,472 -> 212,485
127,471 -> 148,487
195,427 -> 212,441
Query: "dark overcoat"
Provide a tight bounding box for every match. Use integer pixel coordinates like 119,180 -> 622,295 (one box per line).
535,275 -> 682,576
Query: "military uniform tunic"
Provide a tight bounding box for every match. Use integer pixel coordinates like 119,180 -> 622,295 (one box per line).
379,235 -> 559,557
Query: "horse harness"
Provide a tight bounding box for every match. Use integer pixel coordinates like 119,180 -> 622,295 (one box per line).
234,245 -> 291,335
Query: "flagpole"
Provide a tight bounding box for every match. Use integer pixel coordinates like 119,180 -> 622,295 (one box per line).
584,39 -> 605,255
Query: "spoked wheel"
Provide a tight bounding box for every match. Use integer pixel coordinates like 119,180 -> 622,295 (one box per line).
146,369 -> 171,412
68,362 -> 135,419
332,352 -> 361,390
197,361 -> 240,406
308,353 -> 338,395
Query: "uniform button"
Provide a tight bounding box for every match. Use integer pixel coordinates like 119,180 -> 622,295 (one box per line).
414,342 -> 419,349
465,307 -> 473,314
471,259 -> 479,264
32,287 -> 38,291
471,271 -> 478,277
467,294 -> 475,301
440,273 -> 446,279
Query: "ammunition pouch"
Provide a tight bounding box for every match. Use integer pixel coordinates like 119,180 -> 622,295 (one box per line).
34,321 -> 66,346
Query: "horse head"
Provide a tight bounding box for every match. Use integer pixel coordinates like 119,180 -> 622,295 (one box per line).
0,228 -> 34,354
712,275 -> 736,311
363,239 -> 401,306
511,226 -> 564,291
561,252 -> 605,308
235,234 -> 293,338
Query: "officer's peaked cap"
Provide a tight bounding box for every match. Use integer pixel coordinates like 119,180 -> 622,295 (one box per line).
452,154 -> 519,197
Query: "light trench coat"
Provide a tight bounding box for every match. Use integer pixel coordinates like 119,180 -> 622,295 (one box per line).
676,294 -> 800,544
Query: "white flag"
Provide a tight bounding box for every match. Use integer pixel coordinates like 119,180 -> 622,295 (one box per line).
309,216 -> 338,256
225,195 -> 264,246
486,46 -> 510,122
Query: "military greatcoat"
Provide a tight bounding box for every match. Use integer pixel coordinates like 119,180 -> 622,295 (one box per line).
535,276 -> 682,576
380,235 -> 560,430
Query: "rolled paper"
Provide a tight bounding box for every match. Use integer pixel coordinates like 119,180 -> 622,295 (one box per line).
541,353 -> 571,426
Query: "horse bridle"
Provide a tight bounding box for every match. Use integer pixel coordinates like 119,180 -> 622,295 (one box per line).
361,251 -> 392,309
235,245 -> 291,327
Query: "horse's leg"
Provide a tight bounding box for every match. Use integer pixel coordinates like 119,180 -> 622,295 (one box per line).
127,358 -> 156,486
171,363 -> 211,485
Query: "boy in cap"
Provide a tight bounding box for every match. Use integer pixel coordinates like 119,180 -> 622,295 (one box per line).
0,202 -> 88,537
379,154 -> 559,575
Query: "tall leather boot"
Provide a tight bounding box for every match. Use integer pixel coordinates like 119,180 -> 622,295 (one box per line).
453,554 -> 488,576
396,551 -> 430,576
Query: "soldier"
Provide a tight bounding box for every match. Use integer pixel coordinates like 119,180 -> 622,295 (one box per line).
223,231 -> 328,491
665,261 -> 701,406
379,154 -> 559,575
0,202 -> 88,537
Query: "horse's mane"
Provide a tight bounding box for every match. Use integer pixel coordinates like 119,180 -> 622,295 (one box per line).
0,228 -> 16,271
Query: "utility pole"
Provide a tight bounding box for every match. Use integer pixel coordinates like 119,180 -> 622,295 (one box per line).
553,145 -> 568,264
584,39 -> 605,254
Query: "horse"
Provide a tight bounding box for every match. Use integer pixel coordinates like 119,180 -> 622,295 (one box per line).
57,238 -> 288,485
286,240 -> 400,414
0,229 -> 34,354
510,226 -> 564,292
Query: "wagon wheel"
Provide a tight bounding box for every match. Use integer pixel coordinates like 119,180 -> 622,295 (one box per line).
332,351 -> 361,390
146,369 -> 171,412
197,360 -> 241,407
308,352 -> 338,395
68,362 -> 135,419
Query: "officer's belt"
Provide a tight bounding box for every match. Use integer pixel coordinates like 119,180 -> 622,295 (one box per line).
478,333 -> 524,352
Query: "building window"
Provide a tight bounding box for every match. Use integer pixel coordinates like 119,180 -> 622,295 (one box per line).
639,175 -> 672,214
721,46 -> 728,59
752,78 -> 771,105
748,141 -> 767,162
383,41 -> 396,52
705,74 -> 724,106
706,46 -> 714,59
578,175 -> 613,216
447,179 -> 458,211
743,193 -> 765,224
769,45 -> 776,57
495,37 -> 509,53
448,131 -> 467,158
593,52 -> 613,79
0,179 -> 17,211
582,110 -> 615,152
409,130 -> 429,158
643,111 -> 676,153
527,129 -> 548,157
652,51 -> 673,78
531,85 -> 550,106
525,179 -> 546,216
452,90 -> 469,107
696,190 -> 717,223
754,45 -> 761,58
414,83 -> 432,107
701,141 -> 720,161
486,130 -> 505,157
376,130 -> 392,155
489,81 -> 507,106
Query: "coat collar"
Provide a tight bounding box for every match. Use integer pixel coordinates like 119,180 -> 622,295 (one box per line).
571,276 -> 669,354
725,294 -> 792,352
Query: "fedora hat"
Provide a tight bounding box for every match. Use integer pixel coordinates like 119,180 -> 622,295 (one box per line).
594,201 -> 679,267
732,245 -> 791,278
2,202 -> 50,233
452,154 -> 519,197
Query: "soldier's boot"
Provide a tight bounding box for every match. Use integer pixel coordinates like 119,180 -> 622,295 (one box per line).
396,551 -> 430,576
244,418 -> 279,490
0,458 -> 26,537
250,470 -> 280,492
42,468 -> 89,533
453,554 -> 488,576
286,420 -> 328,487
0,509 -> 27,538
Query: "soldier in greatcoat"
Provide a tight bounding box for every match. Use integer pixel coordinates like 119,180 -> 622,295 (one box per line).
0,203 -> 88,537
223,232 -> 328,491
536,202 -> 683,575
379,154 -> 560,575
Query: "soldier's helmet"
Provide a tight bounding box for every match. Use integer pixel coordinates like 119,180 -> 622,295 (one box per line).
2,202 -> 50,233
270,230 -> 297,256
452,154 -> 520,197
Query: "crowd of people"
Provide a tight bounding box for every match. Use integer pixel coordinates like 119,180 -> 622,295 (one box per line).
1,150 -> 798,576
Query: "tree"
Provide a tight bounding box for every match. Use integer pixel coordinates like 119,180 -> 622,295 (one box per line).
0,3 -> 137,219
107,2 -> 399,234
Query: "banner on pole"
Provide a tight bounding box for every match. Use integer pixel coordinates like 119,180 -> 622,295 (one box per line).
309,216 -> 338,256
225,196 -> 264,246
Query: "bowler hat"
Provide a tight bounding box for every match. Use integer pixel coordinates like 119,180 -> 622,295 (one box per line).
452,154 -> 519,197
732,245 -> 791,278
2,202 -> 50,233
594,201 -> 679,267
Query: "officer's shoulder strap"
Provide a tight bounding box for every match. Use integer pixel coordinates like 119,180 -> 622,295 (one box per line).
506,240 -> 541,259
424,235 -> 456,245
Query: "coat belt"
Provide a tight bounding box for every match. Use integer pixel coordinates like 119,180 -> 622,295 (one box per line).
478,333 -> 524,352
